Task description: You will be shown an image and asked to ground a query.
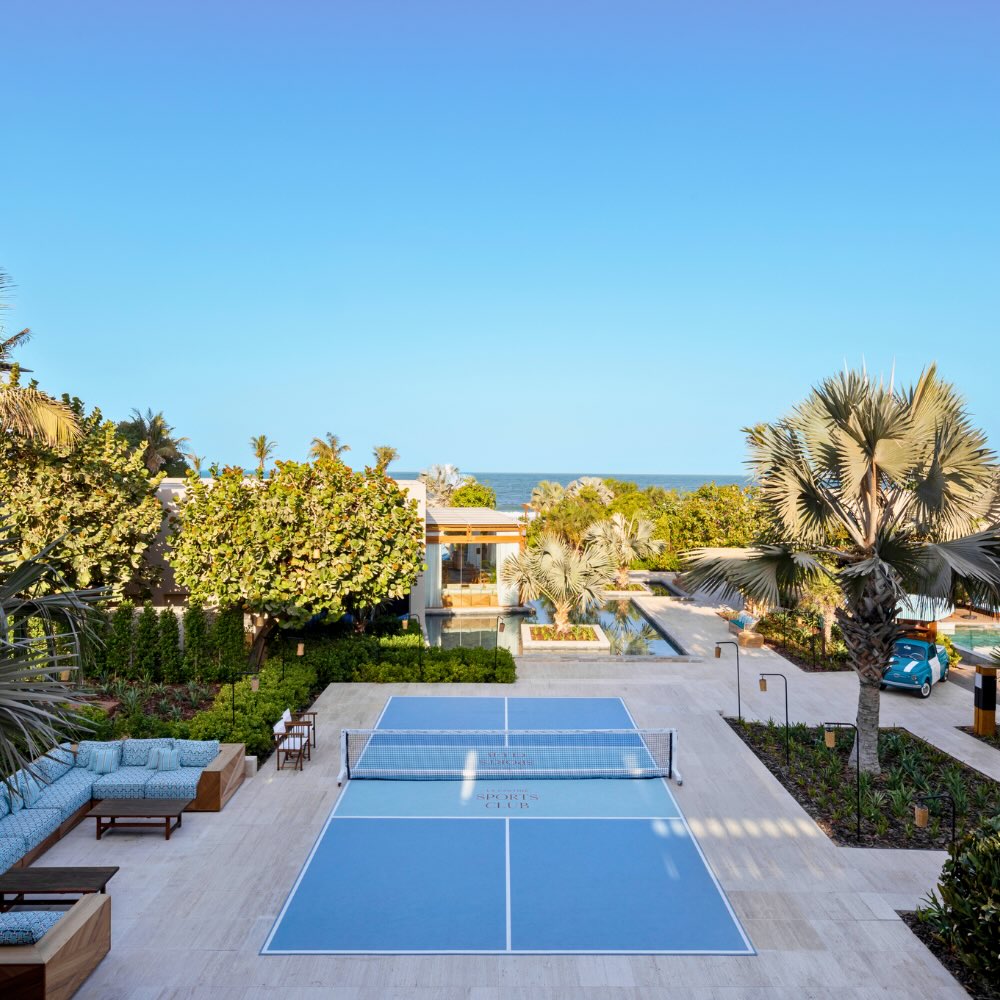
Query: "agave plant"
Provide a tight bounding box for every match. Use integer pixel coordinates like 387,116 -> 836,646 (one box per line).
585,512 -> 665,589
501,533 -> 612,635
684,366 -> 1000,773
0,519 -> 106,790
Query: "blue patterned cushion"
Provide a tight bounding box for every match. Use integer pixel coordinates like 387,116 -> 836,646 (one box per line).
3,772 -> 41,811
173,739 -> 219,769
122,738 -> 174,768
34,743 -> 76,783
91,767 -> 153,800
0,789 -> 8,820
0,835 -> 29,873
90,748 -> 120,775
155,749 -> 180,772
0,910 -> 63,944
144,767 -> 201,799
28,769 -> 96,822
75,741 -> 122,770
0,808 -> 62,850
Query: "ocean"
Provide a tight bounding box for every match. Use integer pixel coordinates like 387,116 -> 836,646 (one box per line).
394,472 -> 747,511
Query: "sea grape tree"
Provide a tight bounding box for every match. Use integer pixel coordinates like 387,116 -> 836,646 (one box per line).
169,460 -> 424,669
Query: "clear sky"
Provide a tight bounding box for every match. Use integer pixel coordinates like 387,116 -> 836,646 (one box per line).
2,2 -> 998,473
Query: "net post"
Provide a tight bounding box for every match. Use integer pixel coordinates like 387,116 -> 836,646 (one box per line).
337,729 -> 349,786
671,729 -> 683,786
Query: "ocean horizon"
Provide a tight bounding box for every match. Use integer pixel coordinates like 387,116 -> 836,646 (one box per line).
395,472 -> 748,511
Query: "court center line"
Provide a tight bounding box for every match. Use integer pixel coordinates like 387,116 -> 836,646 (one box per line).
505,817 -> 512,951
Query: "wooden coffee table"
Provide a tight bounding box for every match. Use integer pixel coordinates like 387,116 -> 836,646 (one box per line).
0,866 -> 119,910
88,799 -> 192,840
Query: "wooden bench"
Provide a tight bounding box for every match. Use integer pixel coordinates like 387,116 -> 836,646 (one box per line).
0,894 -> 110,1000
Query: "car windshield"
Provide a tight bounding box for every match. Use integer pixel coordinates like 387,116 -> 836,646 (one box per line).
894,641 -> 927,661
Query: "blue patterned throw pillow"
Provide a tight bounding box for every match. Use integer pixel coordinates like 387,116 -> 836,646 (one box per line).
76,740 -> 122,770
174,739 -> 220,768
155,749 -> 180,772
90,747 -> 120,775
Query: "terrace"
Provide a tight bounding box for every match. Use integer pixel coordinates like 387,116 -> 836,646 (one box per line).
18,596 -> 996,998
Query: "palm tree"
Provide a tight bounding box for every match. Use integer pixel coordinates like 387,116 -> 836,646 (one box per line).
419,464 -> 466,505
585,512 -> 665,589
117,409 -> 189,475
502,534 -> 612,635
187,453 -> 205,475
683,366 -> 1000,773
310,433 -> 350,462
250,435 -> 276,477
530,480 -> 565,512
373,445 -> 399,472
0,517 -> 105,785
566,476 -> 613,505
0,270 -> 80,447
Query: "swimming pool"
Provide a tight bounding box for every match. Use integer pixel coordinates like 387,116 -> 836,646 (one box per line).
952,626 -> 1000,656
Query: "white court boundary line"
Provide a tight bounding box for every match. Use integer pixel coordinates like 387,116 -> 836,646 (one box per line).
262,694 -> 755,957
619,697 -> 756,957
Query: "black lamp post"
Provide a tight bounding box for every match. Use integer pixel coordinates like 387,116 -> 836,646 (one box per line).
495,617 -> 505,671
824,722 -> 861,842
403,613 -> 423,666
230,669 -> 260,726
915,792 -> 957,849
715,640 -> 742,720
759,673 -> 790,767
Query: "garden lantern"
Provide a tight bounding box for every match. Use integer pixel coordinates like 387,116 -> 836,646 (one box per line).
250,675 -> 260,693
914,804 -> 929,828
714,646 -> 721,658
824,727 -> 836,749
296,641 -> 305,657
758,677 -> 767,692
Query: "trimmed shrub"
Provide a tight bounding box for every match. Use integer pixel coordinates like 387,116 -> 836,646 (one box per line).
134,601 -> 160,680
158,608 -> 184,683
105,601 -> 135,677
182,601 -> 211,680
212,606 -> 248,681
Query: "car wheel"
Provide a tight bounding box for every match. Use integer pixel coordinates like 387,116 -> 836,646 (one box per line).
919,680 -> 932,698
880,683 -> 887,691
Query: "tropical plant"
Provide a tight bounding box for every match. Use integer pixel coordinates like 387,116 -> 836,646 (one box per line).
187,453 -> 205,475
169,461 -> 424,669
419,464 -> 467,505
795,567 -> 844,645
249,434 -> 276,477
683,366 -> 1000,773
0,517 -> 105,784
310,433 -> 350,462
566,476 -> 613,505
530,480 -> 565,513
116,408 -> 190,475
0,399 -> 164,595
450,480 -> 497,508
502,533 -> 612,635
585,512 -> 665,589
372,445 -> 398,472
0,270 -> 80,448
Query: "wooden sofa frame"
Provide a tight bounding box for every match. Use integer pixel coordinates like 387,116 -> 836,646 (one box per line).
9,743 -> 245,870
0,894 -> 111,1000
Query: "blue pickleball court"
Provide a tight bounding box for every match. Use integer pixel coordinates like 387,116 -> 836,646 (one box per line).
262,696 -> 753,955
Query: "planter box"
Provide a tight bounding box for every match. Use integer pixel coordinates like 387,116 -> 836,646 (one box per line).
601,584 -> 652,598
521,623 -> 611,652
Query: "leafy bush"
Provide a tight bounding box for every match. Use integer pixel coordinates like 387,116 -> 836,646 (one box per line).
918,813 -> 1000,984
182,602 -> 211,679
104,601 -> 134,676
158,608 -> 184,682
134,601 -> 160,679
211,606 -> 248,681
450,481 -> 497,508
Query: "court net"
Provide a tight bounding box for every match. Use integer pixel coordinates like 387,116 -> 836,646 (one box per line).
338,728 -> 676,782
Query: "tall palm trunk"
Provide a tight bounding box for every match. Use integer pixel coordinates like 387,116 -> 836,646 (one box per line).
616,566 -> 630,590
552,601 -> 572,635
835,574 -> 900,775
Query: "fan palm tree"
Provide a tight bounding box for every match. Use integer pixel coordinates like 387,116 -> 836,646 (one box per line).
502,534 -> 612,635
0,271 -> 80,447
585,512 -> 665,589
529,480 -> 565,512
566,476 -> 613,505
250,435 -> 276,477
419,464 -> 466,505
117,408 -> 189,475
0,517 -> 105,787
310,433 -> 350,462
683,366 -> 1000,773
373,445 -> 399,472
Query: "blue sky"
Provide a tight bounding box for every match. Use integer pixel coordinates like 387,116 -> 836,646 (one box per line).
2,2 -> 998,473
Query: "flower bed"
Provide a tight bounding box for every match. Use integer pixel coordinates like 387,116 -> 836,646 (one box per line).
528,624 -> 600,641
729,719 -> 1000,848
603,583 -> 648,592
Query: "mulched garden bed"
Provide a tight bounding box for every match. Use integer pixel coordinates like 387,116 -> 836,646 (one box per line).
897,911 -> 999,1000
760,641 -> 852,673
729,719 -> 1000,848
958,725 -> 1000,753
528,624 -> 600,641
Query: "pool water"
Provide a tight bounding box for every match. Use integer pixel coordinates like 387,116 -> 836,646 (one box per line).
952,626 -> 1000,655
425,601 -> 679,656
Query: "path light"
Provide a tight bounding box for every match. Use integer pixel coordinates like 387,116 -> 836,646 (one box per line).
824,722 -> 861,842
760,673 -> 790,767
250,675 -> 260,693
296,641 -> 305,657
759,677 -> 767,691
715,641 -> 742,720
914,792 -> 956,849
495,618 -> 505,671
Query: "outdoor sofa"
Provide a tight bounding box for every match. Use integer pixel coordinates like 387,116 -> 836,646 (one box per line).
0,894 -> 110,1000
0,738 -> 245,873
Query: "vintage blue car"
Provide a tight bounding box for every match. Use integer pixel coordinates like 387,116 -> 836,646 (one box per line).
881,637 -> 949,698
